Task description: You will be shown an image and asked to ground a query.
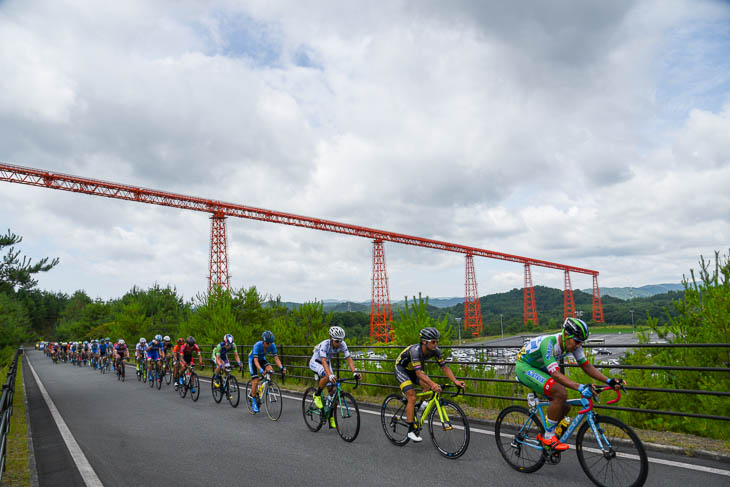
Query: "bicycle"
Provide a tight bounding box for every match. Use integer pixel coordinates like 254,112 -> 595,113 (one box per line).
178,364 -> 201,401
494,385 -> 648,487
380,384 -> 470,458
212,365 -> 240,407
116,357 -> 126,381
245,371 -> 283,420
163,356 -> 173,385
137,358 -> 145,382
302,376 -> 360,442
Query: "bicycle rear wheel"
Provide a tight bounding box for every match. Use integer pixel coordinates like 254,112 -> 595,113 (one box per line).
245,380 -> 255,414
428,398 -> 469,459
494,405 -> 546,473
334,392 -> 360,442
380,394 -> 410,445
227,376 -> 240,408
212,375 -> 223,403
264,381 -> 283,421
576,415 -> 648,487
190,373 -> 200,401
302,387 -> 324,432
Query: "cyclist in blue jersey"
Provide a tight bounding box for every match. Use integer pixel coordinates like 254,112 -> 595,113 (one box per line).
90,339 -> 99,363
309,326 -> 360,427
213,334 -> 242,388
248,330 -> 286,413
98,339 -> 109,369
146,335 -> 164,377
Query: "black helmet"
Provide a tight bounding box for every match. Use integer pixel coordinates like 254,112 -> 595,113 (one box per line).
563,317 -> 589,342
419,327 -> 441,341
262,330 -> 275,343
186,336 -> 196,346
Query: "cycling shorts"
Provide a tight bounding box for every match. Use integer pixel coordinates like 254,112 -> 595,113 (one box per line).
395,365 -> 419,392
309,357 -> 328,378
181,354 -> 195,365
515,361 -> 556,398
249,358 -> 270,377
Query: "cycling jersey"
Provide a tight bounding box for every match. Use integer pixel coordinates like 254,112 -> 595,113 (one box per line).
180,344 -> 201,362
115,343 -> 129,357
146,341 -> 163,360
136,343 -> 147,356
91,344 -> 99,353
162,342 -> 173,355
516,333 -> 588,397
99,343 -> 108,355
396,344 -> 446,371
213,342 -> 237,361
248,341 -> 278,376
311,339 -> 351,362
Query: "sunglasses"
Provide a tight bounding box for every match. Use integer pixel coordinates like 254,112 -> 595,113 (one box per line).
332,339 -> 342,344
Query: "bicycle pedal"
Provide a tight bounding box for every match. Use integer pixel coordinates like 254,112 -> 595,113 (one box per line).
443,423 -> 453,431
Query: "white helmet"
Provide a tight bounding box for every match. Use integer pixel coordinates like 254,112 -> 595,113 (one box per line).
329,326 -> 346,340
140,337 -> 147,344
118,339 -> 125,345
163,335 -> 170,342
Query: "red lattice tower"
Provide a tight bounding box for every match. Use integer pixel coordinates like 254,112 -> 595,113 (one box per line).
523,264 -> 539,325
209,212 -> 230,292
464,254 -> 483,336
592,274 -> 605,323
370,240 -> 393,342
563,270 -> 577,321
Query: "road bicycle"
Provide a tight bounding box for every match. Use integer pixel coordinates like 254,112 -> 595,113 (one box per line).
245,370 -> 283,420
212,365 -> 240,407
302,376 -> 360,442
494,385 -> 648,487
380,384 -> 470,459
148,361 -> 163,390
137,358 -> 145,382
163,356 -> 173,385
178,364 -> 201,401
116,357 -> 126,381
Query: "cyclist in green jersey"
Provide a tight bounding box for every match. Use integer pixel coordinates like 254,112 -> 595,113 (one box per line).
515,317 -> 625,451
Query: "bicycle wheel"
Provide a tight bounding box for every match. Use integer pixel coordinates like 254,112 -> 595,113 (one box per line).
179,373 -> 188,398
380,394 -> 410,445
264,381 -> 283,421
190,373 -> 200,402
137,363 -> 142,382
245,380 -> 255,414
164,365 -> 172,385
227,376 -> 240,408
149,369 -> 155,387
334,392 -> 360,442
494,405 -> 546,473
428,398 -> 469,459
302,387 -> 324,432
156,369 -> 162,389
576,415 -> 648,487
212,374 -> 223,403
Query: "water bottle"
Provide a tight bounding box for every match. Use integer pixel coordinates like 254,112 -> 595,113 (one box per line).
416,401 -> 427,418
554,416 -> 571,437
527,392 -> 538,408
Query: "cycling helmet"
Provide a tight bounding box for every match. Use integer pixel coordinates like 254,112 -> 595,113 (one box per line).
155,334 -> 163,341
262,330 -> 275,343
140,337 -> 147,344
105,337 -> 110,341
118,339 -> 125,345
329,326 -> 346,340
187,336 -> 196,346
163,335 -> 170,342
177,338 -> 184,345
83,341 -> 88,345
224,334 -> 234,345
419,327 -> 441,341
563,317 -> 589,342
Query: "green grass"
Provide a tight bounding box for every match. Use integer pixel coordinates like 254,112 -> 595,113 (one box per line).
3,357 -> 30,487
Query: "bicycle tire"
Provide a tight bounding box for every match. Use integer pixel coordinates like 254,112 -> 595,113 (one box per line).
149,369 -> 155,387
245,380 -> 255,414
302,387 -> 324,432
494,405 -> 546,473
428,398 -> 469,459
179,374 -> 188,398
137,363 -> 142,382
156,368 -> 162,389
576,415 -> 649,487
227,376 -> 240,408
164,365 -> 172,385
190,373 -> 200,402
264,381 -> 283,421
380,394 -> 410,446
142,367 -> 148,383
334,392 -> 360,442
212,374 -> 223,403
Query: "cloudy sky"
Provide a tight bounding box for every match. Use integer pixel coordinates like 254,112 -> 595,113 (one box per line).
1,0 -> 729,303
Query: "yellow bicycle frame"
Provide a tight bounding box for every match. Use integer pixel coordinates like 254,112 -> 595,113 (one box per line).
414,390 -> 453,430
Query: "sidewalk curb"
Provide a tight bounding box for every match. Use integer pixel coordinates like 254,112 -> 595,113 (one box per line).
21,356 -> 41,487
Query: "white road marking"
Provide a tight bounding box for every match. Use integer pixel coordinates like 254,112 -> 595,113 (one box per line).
26,357 -> 104,487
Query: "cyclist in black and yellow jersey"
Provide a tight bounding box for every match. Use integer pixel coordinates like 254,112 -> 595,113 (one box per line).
395,327 -> 465,442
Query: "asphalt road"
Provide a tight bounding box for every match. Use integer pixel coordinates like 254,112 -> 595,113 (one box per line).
24,350 -> 729,487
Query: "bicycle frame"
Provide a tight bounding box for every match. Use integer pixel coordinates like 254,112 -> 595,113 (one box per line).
310,377 -> 359,420
413,388 -> 455,431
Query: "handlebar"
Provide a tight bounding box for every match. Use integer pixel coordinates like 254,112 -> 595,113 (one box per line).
577,385 -> 624,415
337,375 -> 360,390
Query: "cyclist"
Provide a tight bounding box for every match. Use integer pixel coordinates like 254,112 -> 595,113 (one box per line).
395,327 -> 466,442
161,335 -> 173,376
172,338 -> 184,387
179,336 -> 204,387
90,339 -> 100,367
99,338 -> 110,369
212,334 -> 242,388
248,330 -> 286,413
135,337 -> 148,376
309,326 -> 360,428
516,317 -> 625,451
81,340 -> 90,365
146,335 -> 164,380
114,339 -> 129,372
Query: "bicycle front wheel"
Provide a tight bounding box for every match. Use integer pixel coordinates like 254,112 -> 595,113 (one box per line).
494,405 -> 546,473
179,375 -> 188,398
576,415 -> 648,487
164,366 -> 172,385
428,398 -> 469,459
212,375 -> 223,403
156,369 -> 162,390
334,392 -> 360,442
227,376 -> 240,408
190,373 -> 200,402
264,381 -> 283,421
380,394 -> 410,446
302,387 -> 324,432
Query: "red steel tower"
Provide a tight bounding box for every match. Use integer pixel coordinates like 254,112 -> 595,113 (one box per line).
563,270 -> 577,321
370,240 -> 393,342
523,264 -> 539,325
209,212 -> 230,292
464,254 -> 482,336
592,274 -> 605,323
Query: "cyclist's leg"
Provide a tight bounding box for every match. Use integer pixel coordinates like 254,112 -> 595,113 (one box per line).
515,361 -> 568,450
248,358 -> 259,397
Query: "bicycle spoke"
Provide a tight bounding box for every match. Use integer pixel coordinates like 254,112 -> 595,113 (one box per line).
428,399 -> 469,459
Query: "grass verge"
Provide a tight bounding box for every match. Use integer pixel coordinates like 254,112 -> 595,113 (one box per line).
3,357 -> 30,487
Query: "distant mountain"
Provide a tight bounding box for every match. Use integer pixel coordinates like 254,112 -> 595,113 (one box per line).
581,283 -> 684,300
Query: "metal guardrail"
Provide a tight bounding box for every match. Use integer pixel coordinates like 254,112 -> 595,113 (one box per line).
1,347 -> 22,484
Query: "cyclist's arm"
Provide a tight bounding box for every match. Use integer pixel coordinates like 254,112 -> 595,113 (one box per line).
253,356 -> 262,371
581,362 -> 609,385
415,369 -> 438,391
273,355 -> 284,370
345,356 -> 357,374
440,364 -> 465,388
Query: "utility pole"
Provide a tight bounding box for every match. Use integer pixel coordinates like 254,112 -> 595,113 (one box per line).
500,314 -> 504,339
630,287 -> 634,331
455,317 -> 462,343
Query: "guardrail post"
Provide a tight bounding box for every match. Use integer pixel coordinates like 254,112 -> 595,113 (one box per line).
279,345 -> 285,385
